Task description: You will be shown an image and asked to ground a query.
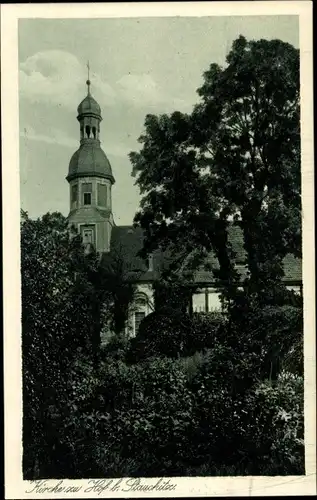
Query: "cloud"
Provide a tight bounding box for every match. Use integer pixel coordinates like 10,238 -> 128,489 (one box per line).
20,125 -> 78,148
20,125 -> 129,158
19,50 -> 116,110
20,50 -> 192,114
117,74 -> 159,105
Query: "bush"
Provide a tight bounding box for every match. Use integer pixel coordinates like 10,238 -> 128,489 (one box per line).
33,350 -> 304,478
74,357 -> 195,477
24,280 -> 304,478
185,311 -> 228,355
244,304 -> 303,380
100,334 -> 132,362
186,356 -> 304,475
127,307 -> 191,362
222,303 -> 303,384
240,372 -> 304,475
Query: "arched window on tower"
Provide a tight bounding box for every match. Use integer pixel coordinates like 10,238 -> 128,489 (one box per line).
85,125 -> 91,138
97,183 -> 107,207
92,126 -> 97,139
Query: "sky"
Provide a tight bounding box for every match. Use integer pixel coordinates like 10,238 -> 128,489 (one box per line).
19,15 -> 299,226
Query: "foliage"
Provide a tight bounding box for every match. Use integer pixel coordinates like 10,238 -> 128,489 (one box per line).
100,245 -> 140,335
185,312 -> 228,355
99,358 -> 194,477
187,358 -> 304,475
247,304 -> 303,378
240,372 -> 304,475
33,351 -> 304,478
21,211 -> 107,478
100,334 -> 131,361
153,277 -> 193,313
127,307 -> 191,362
225,302 -> 303,381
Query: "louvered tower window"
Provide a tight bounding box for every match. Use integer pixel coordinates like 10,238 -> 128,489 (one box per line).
97,183 -> 107,207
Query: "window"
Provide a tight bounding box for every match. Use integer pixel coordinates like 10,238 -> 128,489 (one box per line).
83,192 -> 91,205
81,225 -> 96,252
145,254 -> 154,271
83,229 -> 94,244
192,290 -> 222,313
71,184 -> 78,206
82,183 -> 92,205
97,183 -> 107,207
134,312 -> 145,335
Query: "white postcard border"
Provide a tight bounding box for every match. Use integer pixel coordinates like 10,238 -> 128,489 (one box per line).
1,2 -> 315,498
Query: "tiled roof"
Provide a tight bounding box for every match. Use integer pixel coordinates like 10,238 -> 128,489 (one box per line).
105,225 -> 302,284
77,94 -> 101,117
67,140 -> 114,183
106,225 -> 159,281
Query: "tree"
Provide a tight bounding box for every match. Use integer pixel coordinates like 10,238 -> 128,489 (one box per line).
100,243 -> 142,336
130,36 -> 300,308
21,211 -> 105,477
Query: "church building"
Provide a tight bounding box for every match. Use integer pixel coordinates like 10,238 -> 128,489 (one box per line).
66,78 -> 302,337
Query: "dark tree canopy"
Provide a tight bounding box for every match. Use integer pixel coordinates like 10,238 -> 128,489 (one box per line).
130,36 -> 300,306
21,211 -> 115,476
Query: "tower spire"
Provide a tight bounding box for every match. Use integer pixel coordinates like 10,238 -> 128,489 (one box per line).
86,60 -> 91,95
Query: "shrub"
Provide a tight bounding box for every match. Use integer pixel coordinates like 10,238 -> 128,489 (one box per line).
37,353 -> 304,478
244,304 -> 303,380
100,334 -> 132,362
127,307 -> 191,362
240,372 -> 304,475
185,311 -> 228,355
178,351 -> 207,382
186,367 -> 304,474
81,357 -> 195,477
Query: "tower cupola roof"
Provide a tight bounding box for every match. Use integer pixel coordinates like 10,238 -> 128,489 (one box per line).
77,77 -> 101,117
67,142 -> 114,183
77,90 -> 101,117
67,66 -> 115,184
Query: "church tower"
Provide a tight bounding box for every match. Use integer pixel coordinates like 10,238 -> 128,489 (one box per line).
66,71 -> 115,253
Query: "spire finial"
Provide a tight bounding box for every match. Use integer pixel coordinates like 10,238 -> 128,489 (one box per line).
86,60 -> 91,95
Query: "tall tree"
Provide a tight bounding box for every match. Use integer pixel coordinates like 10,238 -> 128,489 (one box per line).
130,36 -> 300,307
99,243 -> 141,336
21,211 -> 105,477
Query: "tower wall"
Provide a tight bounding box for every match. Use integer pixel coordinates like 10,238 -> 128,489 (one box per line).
66,83 -> 115,254
68,207 -> 113,253
69,177 -> 112,212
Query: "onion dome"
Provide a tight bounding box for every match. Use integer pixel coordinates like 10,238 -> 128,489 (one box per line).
77,80 -> 101,117
67,141 -> 114,183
